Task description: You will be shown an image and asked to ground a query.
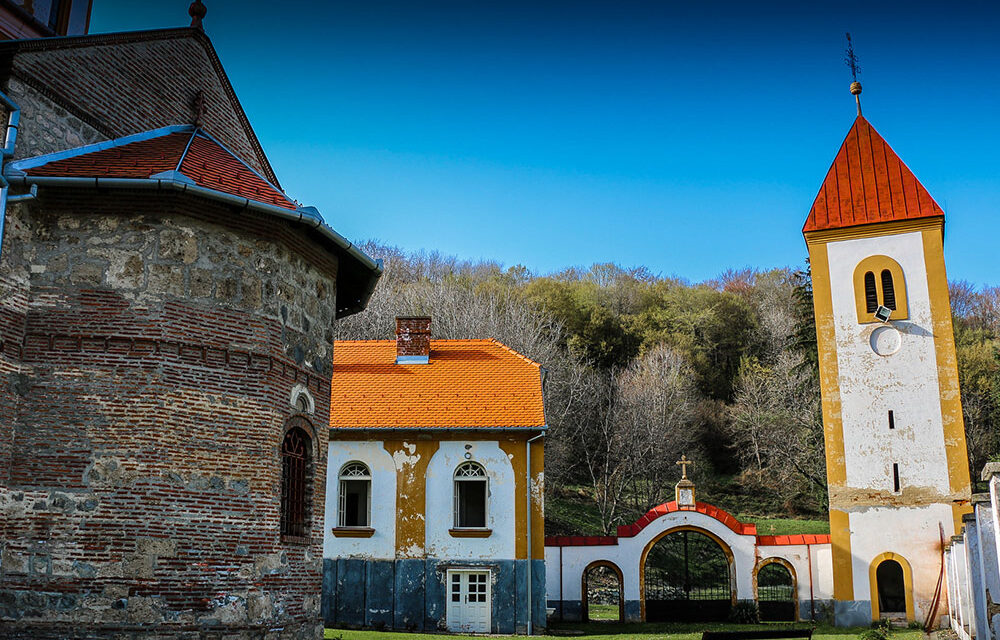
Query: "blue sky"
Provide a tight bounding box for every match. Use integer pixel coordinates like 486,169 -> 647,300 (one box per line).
91,1 -> 1000,284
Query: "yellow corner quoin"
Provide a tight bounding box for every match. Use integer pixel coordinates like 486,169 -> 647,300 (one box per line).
499,439 -> 528,560
920,226 -> 973,532
868,552 -> 915,622
828,509 -> 854,601
851,254 -> 908,323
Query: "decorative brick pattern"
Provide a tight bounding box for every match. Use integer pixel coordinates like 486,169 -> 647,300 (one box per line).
0,190 -> 338,638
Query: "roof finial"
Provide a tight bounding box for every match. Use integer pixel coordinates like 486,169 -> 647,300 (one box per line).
189,0 -> 207,30
845,32 -> 862,116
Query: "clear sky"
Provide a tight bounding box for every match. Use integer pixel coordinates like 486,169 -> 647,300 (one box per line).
90,1 -> 1000,285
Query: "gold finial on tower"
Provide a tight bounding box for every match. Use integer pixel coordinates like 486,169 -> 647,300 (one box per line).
845,32 -> 862,116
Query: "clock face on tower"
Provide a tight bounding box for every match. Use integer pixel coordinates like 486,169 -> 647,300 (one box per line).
678,488 -> 694,506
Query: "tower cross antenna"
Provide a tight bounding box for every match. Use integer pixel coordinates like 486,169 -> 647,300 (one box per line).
845,32 -> 863,116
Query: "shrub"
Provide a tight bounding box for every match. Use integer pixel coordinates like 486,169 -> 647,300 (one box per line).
860,628 -> 889,640
729,600 -> 760,624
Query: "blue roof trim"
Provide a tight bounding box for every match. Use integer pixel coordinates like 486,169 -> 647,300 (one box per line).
6,124 -> 193,174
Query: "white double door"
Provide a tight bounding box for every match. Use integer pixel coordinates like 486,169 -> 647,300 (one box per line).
446,570 -> 491,633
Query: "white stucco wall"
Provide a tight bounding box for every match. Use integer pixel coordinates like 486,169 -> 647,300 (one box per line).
324,441 -> 397,560
424,440 -> 517,559
546,510 -> 759,602
757,543 -> 835,603
826,232 -> 951,496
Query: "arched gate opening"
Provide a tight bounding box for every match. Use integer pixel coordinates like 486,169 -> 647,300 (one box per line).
756,558 -> 797,621
641,526 -> 735,622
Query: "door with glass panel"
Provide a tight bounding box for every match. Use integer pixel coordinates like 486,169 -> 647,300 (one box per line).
446,570 -> 491,633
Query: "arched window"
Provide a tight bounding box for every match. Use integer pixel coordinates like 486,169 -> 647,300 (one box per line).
280,427 -> 311,537
880,270 -> 896,310
864,271 -> 878,313
454,462 -> 488,528
338,462 -> 371,527
852,256 -> 908,323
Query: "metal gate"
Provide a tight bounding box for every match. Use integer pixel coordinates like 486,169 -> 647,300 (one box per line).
757,561 -> 796,621
644,529 -> 732,622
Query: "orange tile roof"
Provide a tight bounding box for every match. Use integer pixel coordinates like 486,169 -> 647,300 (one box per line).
330,339 -> 546,430
804,115 -> 944,233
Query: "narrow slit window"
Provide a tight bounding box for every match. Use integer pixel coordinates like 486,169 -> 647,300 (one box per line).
881,270 -> 896,310
892,463 -> 900,493
864,271 -> 878,313
888,410 -> 895,430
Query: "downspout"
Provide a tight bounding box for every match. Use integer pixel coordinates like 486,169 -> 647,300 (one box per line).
526,431 -> 545,635
807,542 -> 814,621
0,91 -> 20,260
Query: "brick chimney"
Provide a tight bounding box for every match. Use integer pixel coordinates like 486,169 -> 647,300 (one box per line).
395,316 -> 431,364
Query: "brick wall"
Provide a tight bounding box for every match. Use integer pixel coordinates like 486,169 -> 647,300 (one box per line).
5,29 -> 276,182
0,190 -> 338,638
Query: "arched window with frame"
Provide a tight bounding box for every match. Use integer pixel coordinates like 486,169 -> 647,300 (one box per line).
852,256 -> 908,323
454,461 -> 488,529
280,426 -> 312,538
338,461 -> 371,528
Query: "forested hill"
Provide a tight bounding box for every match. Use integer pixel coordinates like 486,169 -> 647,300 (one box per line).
338,241 -> 1000,536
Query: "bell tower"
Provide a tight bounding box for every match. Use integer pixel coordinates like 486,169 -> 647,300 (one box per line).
804,95 -> 971,626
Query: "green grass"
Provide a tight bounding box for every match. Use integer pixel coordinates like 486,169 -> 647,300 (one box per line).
587,603 -> 621,620
325,623 -> 924,640
737,517 -> 830,536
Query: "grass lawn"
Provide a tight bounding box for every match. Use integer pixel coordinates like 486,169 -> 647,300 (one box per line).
738,517 -> 831,536
326,622 -> 924,640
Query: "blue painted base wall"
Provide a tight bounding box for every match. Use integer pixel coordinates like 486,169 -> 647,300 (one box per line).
323,558 -> 546,634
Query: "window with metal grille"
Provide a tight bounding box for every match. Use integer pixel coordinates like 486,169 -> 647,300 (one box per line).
880,269 -> 896,310
280,427 -> 311,537
338,462 -> 371,527
864,271 -> 878,313
454,462 -> 488,528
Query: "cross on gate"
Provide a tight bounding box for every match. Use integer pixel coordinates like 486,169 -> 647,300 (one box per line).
676,454 -> 693,480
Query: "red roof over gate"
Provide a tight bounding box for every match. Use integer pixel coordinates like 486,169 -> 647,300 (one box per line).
803,116 -> 944,233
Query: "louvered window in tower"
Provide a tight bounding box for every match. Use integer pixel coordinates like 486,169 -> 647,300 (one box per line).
281,427 -> 311,537
881,270 -> 896,310
864,271 -> 878,313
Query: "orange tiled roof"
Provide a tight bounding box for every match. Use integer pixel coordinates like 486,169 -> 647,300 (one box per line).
803,115 -> 944,233
18,126 -> 297,210
330,339 -> 546,430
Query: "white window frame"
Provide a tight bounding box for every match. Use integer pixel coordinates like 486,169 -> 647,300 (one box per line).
453,461 -> 489,529
338,461 -> 372,528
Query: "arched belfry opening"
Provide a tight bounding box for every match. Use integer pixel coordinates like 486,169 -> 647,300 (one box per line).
642,527 -> 734,622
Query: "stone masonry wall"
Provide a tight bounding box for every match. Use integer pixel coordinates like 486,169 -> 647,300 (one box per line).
7,76 -> 106,160
0,190 -> 338,639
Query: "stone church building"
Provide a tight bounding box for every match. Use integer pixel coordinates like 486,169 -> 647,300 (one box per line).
0,14 -> 381,640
